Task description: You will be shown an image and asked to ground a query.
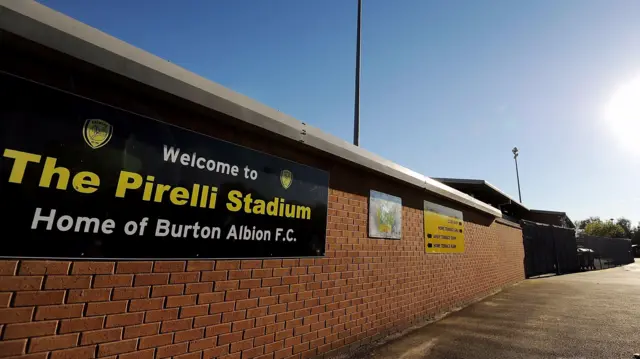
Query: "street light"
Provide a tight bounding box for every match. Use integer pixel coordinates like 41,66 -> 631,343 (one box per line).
353,0 -> 362,146
512,147 -> 522,203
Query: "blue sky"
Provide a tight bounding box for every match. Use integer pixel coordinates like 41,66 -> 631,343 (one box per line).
39,0 -> 640,224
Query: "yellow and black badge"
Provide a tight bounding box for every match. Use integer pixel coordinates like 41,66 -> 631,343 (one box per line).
280,170 -> 293,189
83,119 -> 113,149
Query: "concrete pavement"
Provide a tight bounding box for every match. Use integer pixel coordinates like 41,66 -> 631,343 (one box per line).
356,260 -> 640,359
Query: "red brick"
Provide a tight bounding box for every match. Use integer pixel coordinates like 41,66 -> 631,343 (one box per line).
226,289 -> 249,301
80,328 -> 122,345
232,318 -> 254,332
134,273 -> 169,286
188,336 -> 217,352
71,262 -> 115,275
123,322 -> 160,339
203,345 -> 230,359
186,282 -> 213,294
239,279 -> 262,289
186,260 -> 214,272
129,297 -> 164,312
49,346 -> 96,359
229,269 -> 252,280
244,326 -> 266,339
255,316 -> 275,330
210,301 -> 235,314
193,314 -> 222,328
174,328 -> 204,343
44,276 -> 91,290
198,292 -> 225,304
255,333 -> 275,346
116,261 -> 153,274
0,276 -> 43,291
242,346 -> 265,359
237,298 -> 259,310
230,338 -> 253,353
259,296 -> 277,307
263,260 -> 282,268
112,286 -> 150,300
85,301 -> 127,316
166,294 -> 197,308
19,261 -> 70,275
255,354 -> 274,359
145,308 -> 179,323
262,277 -> 282,287
59,317 -> 104,334
93,274 -> 133,288
104,312 -> 144,328
252,269 -> 273,278
151,284 -> 184,297
216,261 -> 240,270
201,271 -> 227,281
247,308 -> 269,320
250,288 -> 270,298
214,280 -> 239,291
268,304 -> 287,315
139,333 -> 173,349
154,261 -> 186,273
13,291 -> 64,306
293,342 -> 310,354
157,342 -> 188,358
175,352 -> 202,359
119,349 -> 154,359
218,331 -> 243,345
170,272 -> 200,284
3,321 -> 57,339
97,338 -> 137,356
160,318 -> 193,333
35,304 -> 83,320
67,288 -> 111,303
0,261 -> 18,275
265,341 -> 284,354
205,323 -> 231,337
180,304 -> 209,318
28,333 -> 79,353
274,347 -> 292,359
241,260 -> 263,269
0,293 -> 11,308
0,339 -> 27,357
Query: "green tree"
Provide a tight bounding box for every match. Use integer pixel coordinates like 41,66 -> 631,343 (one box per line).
583,220 -> 625,238
615,217 -> 633,238
575,216 -> 600,230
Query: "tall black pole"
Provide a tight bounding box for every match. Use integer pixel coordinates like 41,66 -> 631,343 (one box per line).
353,0 -> 362,146
514,156 -> 522,203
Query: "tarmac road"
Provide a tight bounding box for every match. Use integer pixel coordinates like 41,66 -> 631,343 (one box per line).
357,260 -> 640,359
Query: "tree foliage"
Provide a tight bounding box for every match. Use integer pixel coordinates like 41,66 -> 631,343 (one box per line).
577,217 -> 638,241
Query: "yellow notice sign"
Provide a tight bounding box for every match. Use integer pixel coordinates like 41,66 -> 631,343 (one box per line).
424,200 -> 464,253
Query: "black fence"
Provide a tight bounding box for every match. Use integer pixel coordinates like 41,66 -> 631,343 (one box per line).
521,220 -> 579,278
577,235 -> 634,269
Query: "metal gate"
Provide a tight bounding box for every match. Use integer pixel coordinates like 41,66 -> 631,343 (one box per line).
577,235 -> 633,269
521,220 -> 579,278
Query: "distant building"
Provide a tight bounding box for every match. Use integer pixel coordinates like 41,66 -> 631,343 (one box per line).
434,178 -> 575,228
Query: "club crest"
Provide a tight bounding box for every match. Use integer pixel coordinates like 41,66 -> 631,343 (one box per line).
280,170 -> 293,189
83,119 -> 113,149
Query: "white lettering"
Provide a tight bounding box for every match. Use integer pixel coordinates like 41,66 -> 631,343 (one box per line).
31,208 -> 115,234
163,145 -> 180,162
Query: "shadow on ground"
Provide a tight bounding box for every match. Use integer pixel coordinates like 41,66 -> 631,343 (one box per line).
355,260 -> 640,359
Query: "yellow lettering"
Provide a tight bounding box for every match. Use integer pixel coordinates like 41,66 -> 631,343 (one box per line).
243,193 -> 253,213
190,184 -> 200,207
39,157 -> 70,189
170,187 -> 189,205
266,197 -> 278,216
208,187 -> 218,209
296,206 -> 311,220
3,149 -> 41,184
115,171 -> 142,198
143,176 -> 155,201
72,171 -> 100,194
253,199 -> 266,215
153,184 -> 171,203
226,190 -> 242,212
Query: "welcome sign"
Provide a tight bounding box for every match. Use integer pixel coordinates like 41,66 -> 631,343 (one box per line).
0,73 -> 329,259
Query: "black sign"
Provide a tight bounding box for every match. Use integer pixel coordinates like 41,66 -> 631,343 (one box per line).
0,73 -> 329,259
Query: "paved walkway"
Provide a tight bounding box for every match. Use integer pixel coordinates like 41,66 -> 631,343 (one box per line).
357,260 -> 640,359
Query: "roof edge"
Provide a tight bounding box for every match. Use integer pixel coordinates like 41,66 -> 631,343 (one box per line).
0,0 -> 502,217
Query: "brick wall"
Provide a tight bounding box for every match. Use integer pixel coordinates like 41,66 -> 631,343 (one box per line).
0,32 -> 525,359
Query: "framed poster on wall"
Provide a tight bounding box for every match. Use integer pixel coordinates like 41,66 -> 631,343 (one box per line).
368,190 -> 402,239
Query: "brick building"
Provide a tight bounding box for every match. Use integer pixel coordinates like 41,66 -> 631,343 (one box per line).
0,2 -> 525,359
